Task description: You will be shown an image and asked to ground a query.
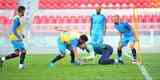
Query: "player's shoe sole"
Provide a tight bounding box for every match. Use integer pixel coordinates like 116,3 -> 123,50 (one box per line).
132,60 -> 137,64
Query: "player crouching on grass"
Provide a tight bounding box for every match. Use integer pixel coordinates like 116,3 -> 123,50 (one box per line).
0,6 -> 27,69
113,15 -> 138,64
48,32 -> 88,68
78,43 -> 117,65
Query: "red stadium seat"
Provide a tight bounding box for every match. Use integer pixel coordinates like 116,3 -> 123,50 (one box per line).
0,0 -> 17,9
38,0 -> 155,9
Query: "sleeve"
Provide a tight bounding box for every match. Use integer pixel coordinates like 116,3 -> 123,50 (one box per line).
124,22 -> 132,31
12,18 -> 20,34
90,16 -> 93,35
71,39 -> 79,49
103,15 -> 107,34
104,15 -> 107,23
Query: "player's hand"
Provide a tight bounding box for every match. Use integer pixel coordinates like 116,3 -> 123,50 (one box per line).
84,56 -> 95,61
22,34 -> 25,39
79,59 -> 87,65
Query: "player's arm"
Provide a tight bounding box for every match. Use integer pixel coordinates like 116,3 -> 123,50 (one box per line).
119,32 -> 122,40
131,25 -> 138,41
125,22 -> 138,41
12,18 -> 21,40
84,44 -> 95,60
90,16 -> 93,36
118,32 -> 122,46
73,47 -> 80,59
71,40 -> 81,61
103,16 -> 107,36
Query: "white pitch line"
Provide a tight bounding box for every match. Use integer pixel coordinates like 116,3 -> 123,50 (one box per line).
125,53 -> 152,80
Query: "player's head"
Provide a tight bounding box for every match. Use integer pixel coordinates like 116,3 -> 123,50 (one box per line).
113,15 -> 121,24
96,6 -> 102,15
79,34 -> 88,44
17,6 -> 25,17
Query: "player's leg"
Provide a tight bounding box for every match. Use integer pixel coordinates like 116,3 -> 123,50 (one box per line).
91,33 -> 97,46
117,40 -> 128,64
70,50 -> 75,63
0,40 -> 21,67
98,44 -> 115,64
69,50 -> 80,65
51,54 -> 65,64
49,40 -> 66,68
92,33 -> 103,47
0,49 -> 20,67
129,40 -> 137,64
16,40 -> 26,69
96,33 -> 103,46
49,53 -> 65,68
19,48 -> 26,69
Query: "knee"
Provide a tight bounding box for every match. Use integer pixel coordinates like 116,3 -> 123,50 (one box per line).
129,44 -> 135,49
19,48 -> 26,56
118,46 -> 122,50
15,49 -> 20,55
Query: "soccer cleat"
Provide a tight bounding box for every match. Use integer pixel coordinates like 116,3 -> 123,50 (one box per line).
118,60 -> 124,64
131,59 -> 137,64
48,62 -> 55,68
19,64 -> 24,69
114,59 -> 119,64
0,57 -> 4,67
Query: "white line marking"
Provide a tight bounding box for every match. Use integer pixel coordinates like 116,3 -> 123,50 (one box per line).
125,53 -> 152,80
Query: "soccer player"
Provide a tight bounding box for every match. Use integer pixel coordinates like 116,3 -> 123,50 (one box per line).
113,15 -> 137,64
79,43 -> 116,65
48,32 -> 88,67
90,6 -> 106,47
0,6 -> 26,69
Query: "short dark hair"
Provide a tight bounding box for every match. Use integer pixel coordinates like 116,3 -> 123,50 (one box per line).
17,6 -> 25,13
80,34 -> 88,42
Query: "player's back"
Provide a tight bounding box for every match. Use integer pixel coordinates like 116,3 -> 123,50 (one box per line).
9,15 -> 25,41
91,14 -> 106,34
115,22 -> 134,37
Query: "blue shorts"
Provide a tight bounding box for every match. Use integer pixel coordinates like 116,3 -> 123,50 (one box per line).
11,40 -> 25,50
91,33 -> 103,47
93,44 -> 113,61
120,37 -> 135,47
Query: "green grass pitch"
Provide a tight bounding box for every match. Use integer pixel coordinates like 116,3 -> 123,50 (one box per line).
0,53 -> 160,80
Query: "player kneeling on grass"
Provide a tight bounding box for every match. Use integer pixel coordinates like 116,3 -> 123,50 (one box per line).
48,32 -> 88,67
113,15 -> 138,64
0,6 -> 26,69
79,43 -> 117,65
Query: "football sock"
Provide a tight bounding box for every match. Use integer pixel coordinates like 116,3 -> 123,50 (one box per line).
51,55 -> 64,63
131,48 -> 137,60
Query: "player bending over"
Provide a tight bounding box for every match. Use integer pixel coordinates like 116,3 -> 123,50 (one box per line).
48,32 -> 88,68
0,6 -> 27,69
79,43 -> 116,65
113,15 -> 138,64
